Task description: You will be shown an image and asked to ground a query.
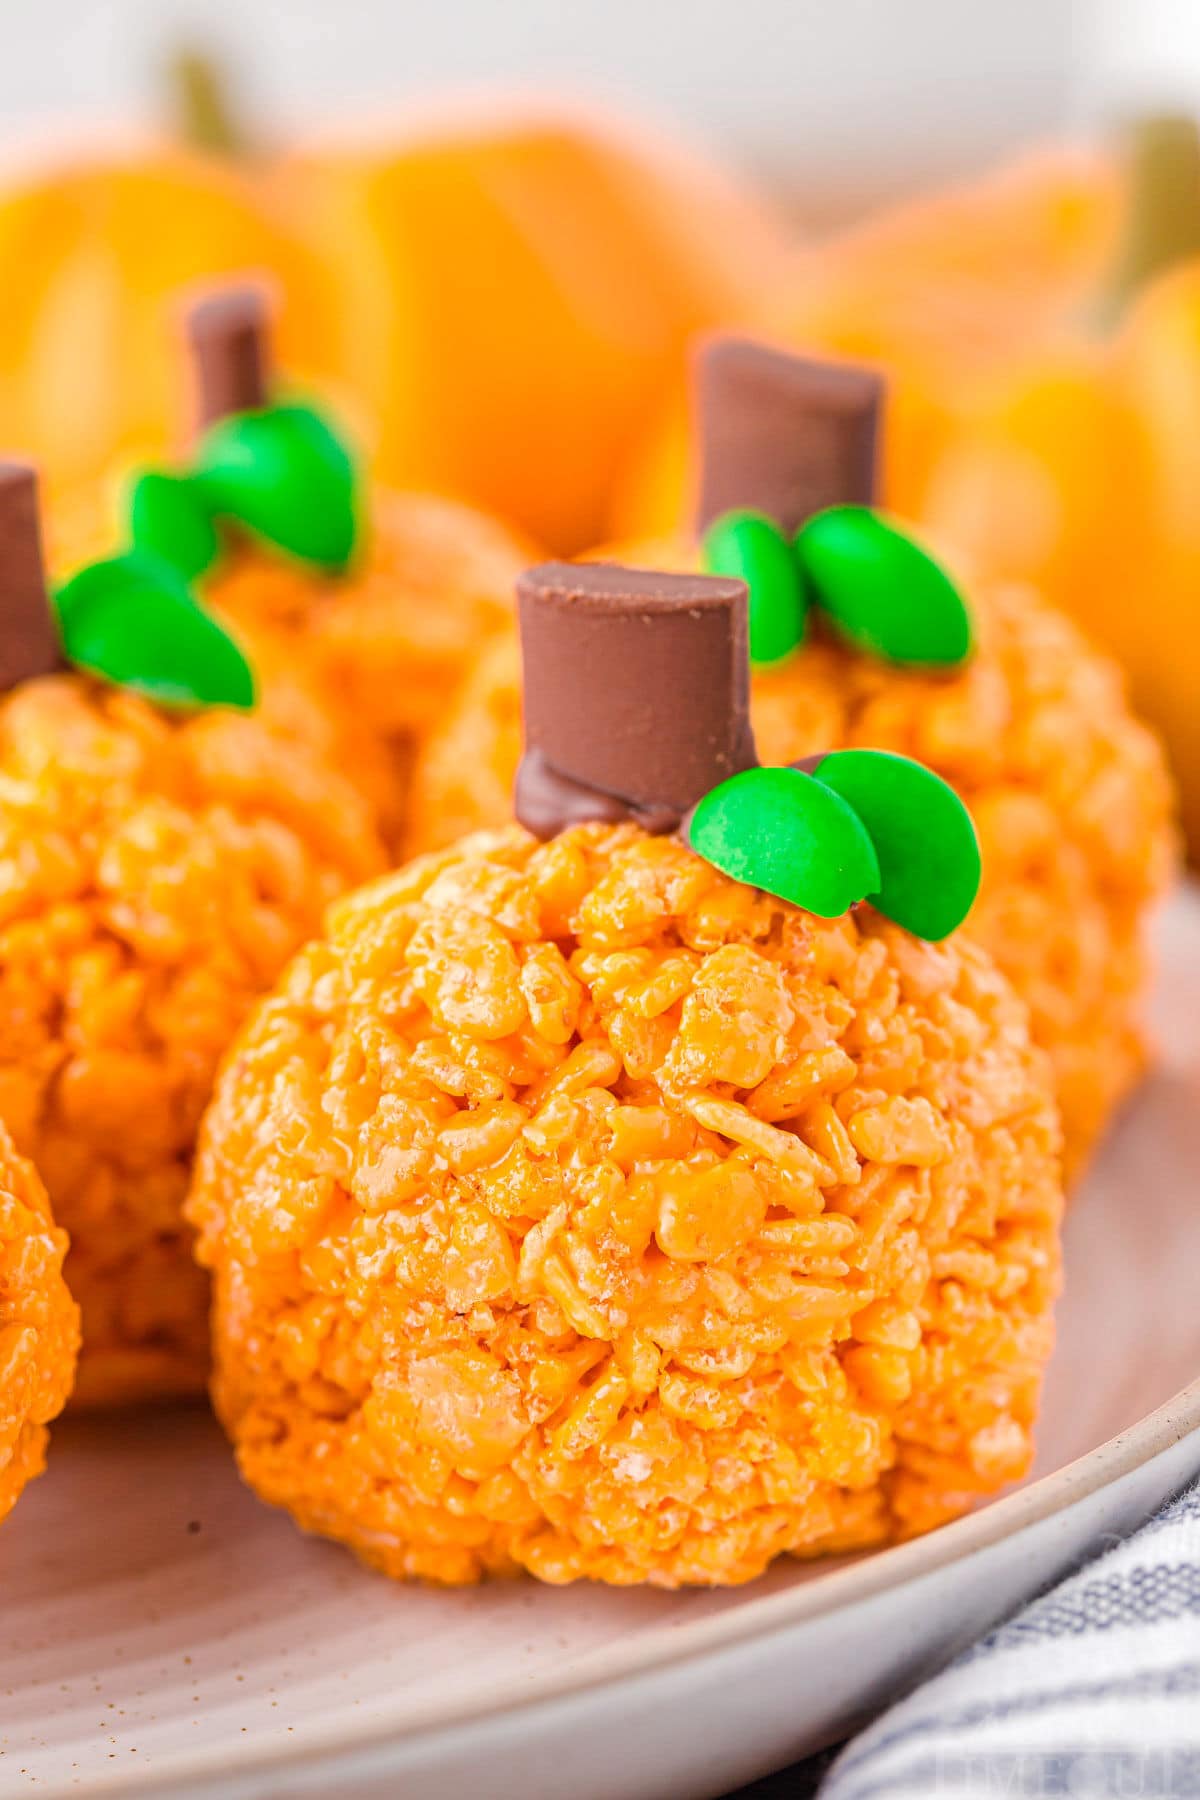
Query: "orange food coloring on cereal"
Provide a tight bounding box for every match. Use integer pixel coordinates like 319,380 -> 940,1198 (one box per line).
0,673 -> 384,1406
409,563 -> 1173,1180
0,1120 -> 78,1523
48,481 -> 534,856
191,823 -> 1062,1587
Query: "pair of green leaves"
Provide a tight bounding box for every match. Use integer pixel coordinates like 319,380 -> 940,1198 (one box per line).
687,749 -> 981,942
702,504 -> 974,672
55,551 -> 256,712
131,402 -> 359,582
54,400 -> 358,713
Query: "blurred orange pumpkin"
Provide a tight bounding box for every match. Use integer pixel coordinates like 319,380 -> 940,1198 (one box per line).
0,84 -> 788,558
905,121 -> 1200,851
274,104 -> 788,552
924,265 -> 1200,846
0,146 -> 319,510
612,123 -> 1200,852
610,140 -> 1120,539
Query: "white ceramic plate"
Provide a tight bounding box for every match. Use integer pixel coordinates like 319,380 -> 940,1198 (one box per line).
5,892 -> 1200,1800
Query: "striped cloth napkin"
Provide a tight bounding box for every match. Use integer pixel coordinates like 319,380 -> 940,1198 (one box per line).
809,1475 -> 1200,1800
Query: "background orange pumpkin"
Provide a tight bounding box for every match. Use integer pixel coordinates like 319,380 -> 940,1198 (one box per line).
925,262 -> 1200,848
611,122 -> 1200,854
266,105 -> 789,553
893,121 -> 1200,852
0,94 -> 788,557
0,146 -> 320,512
609,140 -> 1119,539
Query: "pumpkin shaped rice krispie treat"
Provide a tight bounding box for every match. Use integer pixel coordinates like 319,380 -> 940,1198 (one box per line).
49,287 -> 534,852
0,1119 -> 78,1524
0,462 -> 385,1407
190,562 -> 1063,1588
409,339 -> 1174,1178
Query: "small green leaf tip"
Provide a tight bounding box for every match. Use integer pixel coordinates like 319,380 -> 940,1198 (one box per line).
810,748 -> 981,940
55,552 -> 256,712
686,765 -> 880,917
701,509 -> 808,666
795,505 -> 974,668
128,470 -> 221,581
195,401 -> 358,571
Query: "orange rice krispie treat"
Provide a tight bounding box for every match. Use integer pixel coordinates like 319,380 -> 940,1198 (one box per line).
410,340 -> 1174,1178
206,489 -> 531,850
191,564 -> 1063,1587
0,1120 -> 78,1525
0,463 -> 385,1407
47,289 -> 534,852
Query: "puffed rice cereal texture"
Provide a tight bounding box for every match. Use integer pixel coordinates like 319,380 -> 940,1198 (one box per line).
408,569 -> 1175,1181
0,1118 -> 78,1524
0,674 -> 385,1408
48,484 -> 534,856
190,823 -> 1064,1588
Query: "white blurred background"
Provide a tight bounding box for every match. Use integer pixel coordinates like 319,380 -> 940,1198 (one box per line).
1,0 -> 1192,222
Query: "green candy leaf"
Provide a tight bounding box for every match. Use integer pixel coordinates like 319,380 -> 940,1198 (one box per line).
810,749 -> 981,940
702,509 -> 809,666
55,552 -> 256,712
128,470 -> 221,580
687,765 -> 880,917
194,402 -> 358,571
795,506 -> 974,668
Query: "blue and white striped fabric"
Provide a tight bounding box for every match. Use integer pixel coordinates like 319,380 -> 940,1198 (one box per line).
818,1478 -> 1200,1800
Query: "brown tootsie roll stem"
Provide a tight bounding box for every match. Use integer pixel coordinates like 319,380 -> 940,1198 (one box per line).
0,463 -> 64,690
693,335 -> 884,536
515,561 -> 759,841
187,285 -> 271,428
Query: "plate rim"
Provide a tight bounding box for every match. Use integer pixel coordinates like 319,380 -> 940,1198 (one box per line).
78,1368 -> 1200,1798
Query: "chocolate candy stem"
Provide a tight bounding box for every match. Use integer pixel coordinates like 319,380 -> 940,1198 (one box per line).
693,336 -> 883,537
0,464 -> 64,690
515,561 -> 759,840
187,286 -> 271,428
